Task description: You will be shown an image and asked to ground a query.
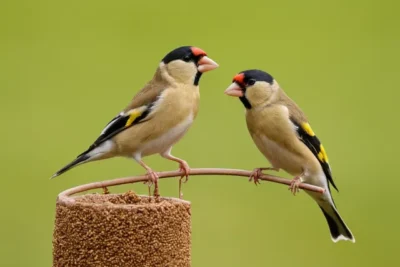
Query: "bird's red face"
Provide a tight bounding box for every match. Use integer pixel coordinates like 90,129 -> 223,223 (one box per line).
190,47 -> 219,73
224,73 -> 246,97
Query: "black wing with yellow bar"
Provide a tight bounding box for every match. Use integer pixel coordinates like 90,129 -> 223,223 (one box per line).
78,104 -> 152,157
291,119 -> 338,192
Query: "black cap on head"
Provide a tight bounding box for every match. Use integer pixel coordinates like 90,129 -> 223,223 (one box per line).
162,46 -> 206,64
162,46 -> 192,64
240,69 -> 274,85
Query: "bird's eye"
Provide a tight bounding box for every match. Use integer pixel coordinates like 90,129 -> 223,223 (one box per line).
248,79 -> 256,86
183,54 -> 192,62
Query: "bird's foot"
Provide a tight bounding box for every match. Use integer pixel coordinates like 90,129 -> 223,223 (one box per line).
145,170 -> 160,198
288,176 -> 302,195
144,170 -> 158,185
179,160 -> 190,183
178,160 -> 190,199
249,167 -> 279,186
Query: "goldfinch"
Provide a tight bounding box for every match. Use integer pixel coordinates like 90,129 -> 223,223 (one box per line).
224,69 -> 355,243
51,46 -> 219,196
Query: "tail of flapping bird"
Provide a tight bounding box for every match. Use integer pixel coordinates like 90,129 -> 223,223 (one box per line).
318,200 -> 355,243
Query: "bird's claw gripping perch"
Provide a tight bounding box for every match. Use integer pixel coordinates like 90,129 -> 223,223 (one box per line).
178,161 -> 190,199
289,175 -> 302,195
249,169 -> 262,185
144,170 -> 160,197
249,167 -> 279,185
179,161 -> 190,183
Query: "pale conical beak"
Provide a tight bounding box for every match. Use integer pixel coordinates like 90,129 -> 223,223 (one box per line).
224,83 -> 243,97
197,56 -> 219,73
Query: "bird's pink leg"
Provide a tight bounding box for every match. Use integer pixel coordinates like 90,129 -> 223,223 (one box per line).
288,173 -> 304,196
161,149 -> 190,199
249,167 -> 279,185
137,160 -> 160,197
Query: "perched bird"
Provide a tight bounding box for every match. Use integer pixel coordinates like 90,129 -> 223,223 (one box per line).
51,46 -> 218,196
224,69 -> 355,243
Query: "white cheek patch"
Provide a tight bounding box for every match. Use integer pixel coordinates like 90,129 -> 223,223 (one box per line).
271,81 -> 280,92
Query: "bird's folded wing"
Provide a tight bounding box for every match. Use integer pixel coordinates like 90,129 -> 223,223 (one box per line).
291,118 -> 338,192
77,105 -> 152,157
77,74 -> 168,157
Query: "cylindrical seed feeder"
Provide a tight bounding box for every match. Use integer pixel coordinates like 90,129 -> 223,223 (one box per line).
53,190 -> 191,267
52,169 -> 325,267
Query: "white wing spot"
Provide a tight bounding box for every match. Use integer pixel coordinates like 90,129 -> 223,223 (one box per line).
100,114 -> 122,135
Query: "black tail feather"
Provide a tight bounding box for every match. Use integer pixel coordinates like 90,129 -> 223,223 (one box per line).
50,154 -> 90,179
319,204 -> 355,242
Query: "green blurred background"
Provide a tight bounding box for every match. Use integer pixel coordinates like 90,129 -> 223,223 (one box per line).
1,0 -> 399,266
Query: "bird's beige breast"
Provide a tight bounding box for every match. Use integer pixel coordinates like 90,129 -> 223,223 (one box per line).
251,133 -> 304,176
139,111 -> 194,156
246,105 -> 321,178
